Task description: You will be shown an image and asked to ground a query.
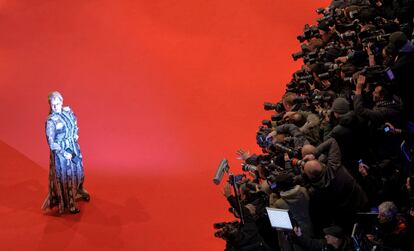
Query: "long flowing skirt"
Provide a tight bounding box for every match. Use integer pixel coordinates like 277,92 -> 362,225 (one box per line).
41,152 -> 88,213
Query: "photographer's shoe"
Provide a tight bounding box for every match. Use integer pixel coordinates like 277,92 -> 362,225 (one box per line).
82,194 -> 90,202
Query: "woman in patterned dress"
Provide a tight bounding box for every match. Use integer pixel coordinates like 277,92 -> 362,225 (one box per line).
41,91 -> 90,214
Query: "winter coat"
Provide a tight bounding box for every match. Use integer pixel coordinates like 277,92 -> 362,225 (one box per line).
270,185 -> 314,251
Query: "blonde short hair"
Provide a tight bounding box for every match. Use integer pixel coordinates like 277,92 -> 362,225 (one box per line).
48,91 -> 63,103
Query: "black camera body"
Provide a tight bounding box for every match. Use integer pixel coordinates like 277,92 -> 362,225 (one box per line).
264,102 -> 285,113
297,24 -> 321,43
213,221 -> 240,240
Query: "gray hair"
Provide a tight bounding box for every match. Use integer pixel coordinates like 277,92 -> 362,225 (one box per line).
379,201 -> 398,221
48,91 -> 63,103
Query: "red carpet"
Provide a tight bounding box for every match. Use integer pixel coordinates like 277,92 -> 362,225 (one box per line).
0,0 -> 329,250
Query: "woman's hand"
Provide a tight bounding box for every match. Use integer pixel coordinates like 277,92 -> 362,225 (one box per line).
64,152 -> 72,160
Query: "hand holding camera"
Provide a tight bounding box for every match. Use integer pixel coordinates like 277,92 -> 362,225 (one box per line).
63,152 -> 72,160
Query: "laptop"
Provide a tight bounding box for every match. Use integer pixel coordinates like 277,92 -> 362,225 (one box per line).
266,207 -> 293,230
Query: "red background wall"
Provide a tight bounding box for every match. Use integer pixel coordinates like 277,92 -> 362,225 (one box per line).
0,0 -> 329,250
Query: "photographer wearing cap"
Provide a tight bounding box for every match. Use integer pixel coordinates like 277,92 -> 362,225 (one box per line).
293,225 -> 355,251
325,97 -> 366,174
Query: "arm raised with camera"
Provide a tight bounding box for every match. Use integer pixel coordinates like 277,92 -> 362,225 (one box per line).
353,74 -> 393,123
315,137 -> 341,172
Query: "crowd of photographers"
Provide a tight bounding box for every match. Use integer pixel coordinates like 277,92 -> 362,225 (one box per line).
213,0 -> 414,250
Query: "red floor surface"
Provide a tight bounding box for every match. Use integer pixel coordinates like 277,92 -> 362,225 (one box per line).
0,0 -> 329,250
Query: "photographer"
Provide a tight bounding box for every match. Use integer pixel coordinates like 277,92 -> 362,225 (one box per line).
353,74 -> 403,160
273,123 -> 310,149
293,225 -> 355,251
282,92 -> 300,112
373,0 -> 414,23
318,21 -> 338,44
303,138 -> 368,233
353,71 -> 396,112
282,110 -> 322,146
338,63 -> 358,98
386,31 -> 414,122
239,179 -> 278,250
268,172 -> 313,251
308,62 -> 341,93
221,182 -> 272,251
357,161 -> 383,208
324,97 -> 366,174
366,201 -> 411,250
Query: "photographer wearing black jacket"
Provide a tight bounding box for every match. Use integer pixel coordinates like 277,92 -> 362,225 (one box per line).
221,182 -> 272,251
386,31 -> 414,122
293,225 -> 355,251
366,201 -> 411,250
303,138 -> 368,233
326,97 -> 366,174
354,74 -> 403,161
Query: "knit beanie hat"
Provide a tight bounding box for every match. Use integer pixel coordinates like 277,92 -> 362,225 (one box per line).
323,225 -> 345,239
332,97 -> 349,114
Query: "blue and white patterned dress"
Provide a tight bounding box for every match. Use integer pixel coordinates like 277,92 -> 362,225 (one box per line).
42,106 -> 89,213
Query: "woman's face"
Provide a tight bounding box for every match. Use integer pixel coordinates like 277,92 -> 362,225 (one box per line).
50,97 -> 63,113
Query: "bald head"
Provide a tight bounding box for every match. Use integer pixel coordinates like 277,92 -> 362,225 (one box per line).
302,144 -> 316,156
304,160 -> 323,180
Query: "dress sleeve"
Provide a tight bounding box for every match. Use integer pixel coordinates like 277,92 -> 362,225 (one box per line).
74,112 -> 79,139
69,107 -> 79,139
46,119 -> 63,153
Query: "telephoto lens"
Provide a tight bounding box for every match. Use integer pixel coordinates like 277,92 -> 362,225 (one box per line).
241,163 -> 257,172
